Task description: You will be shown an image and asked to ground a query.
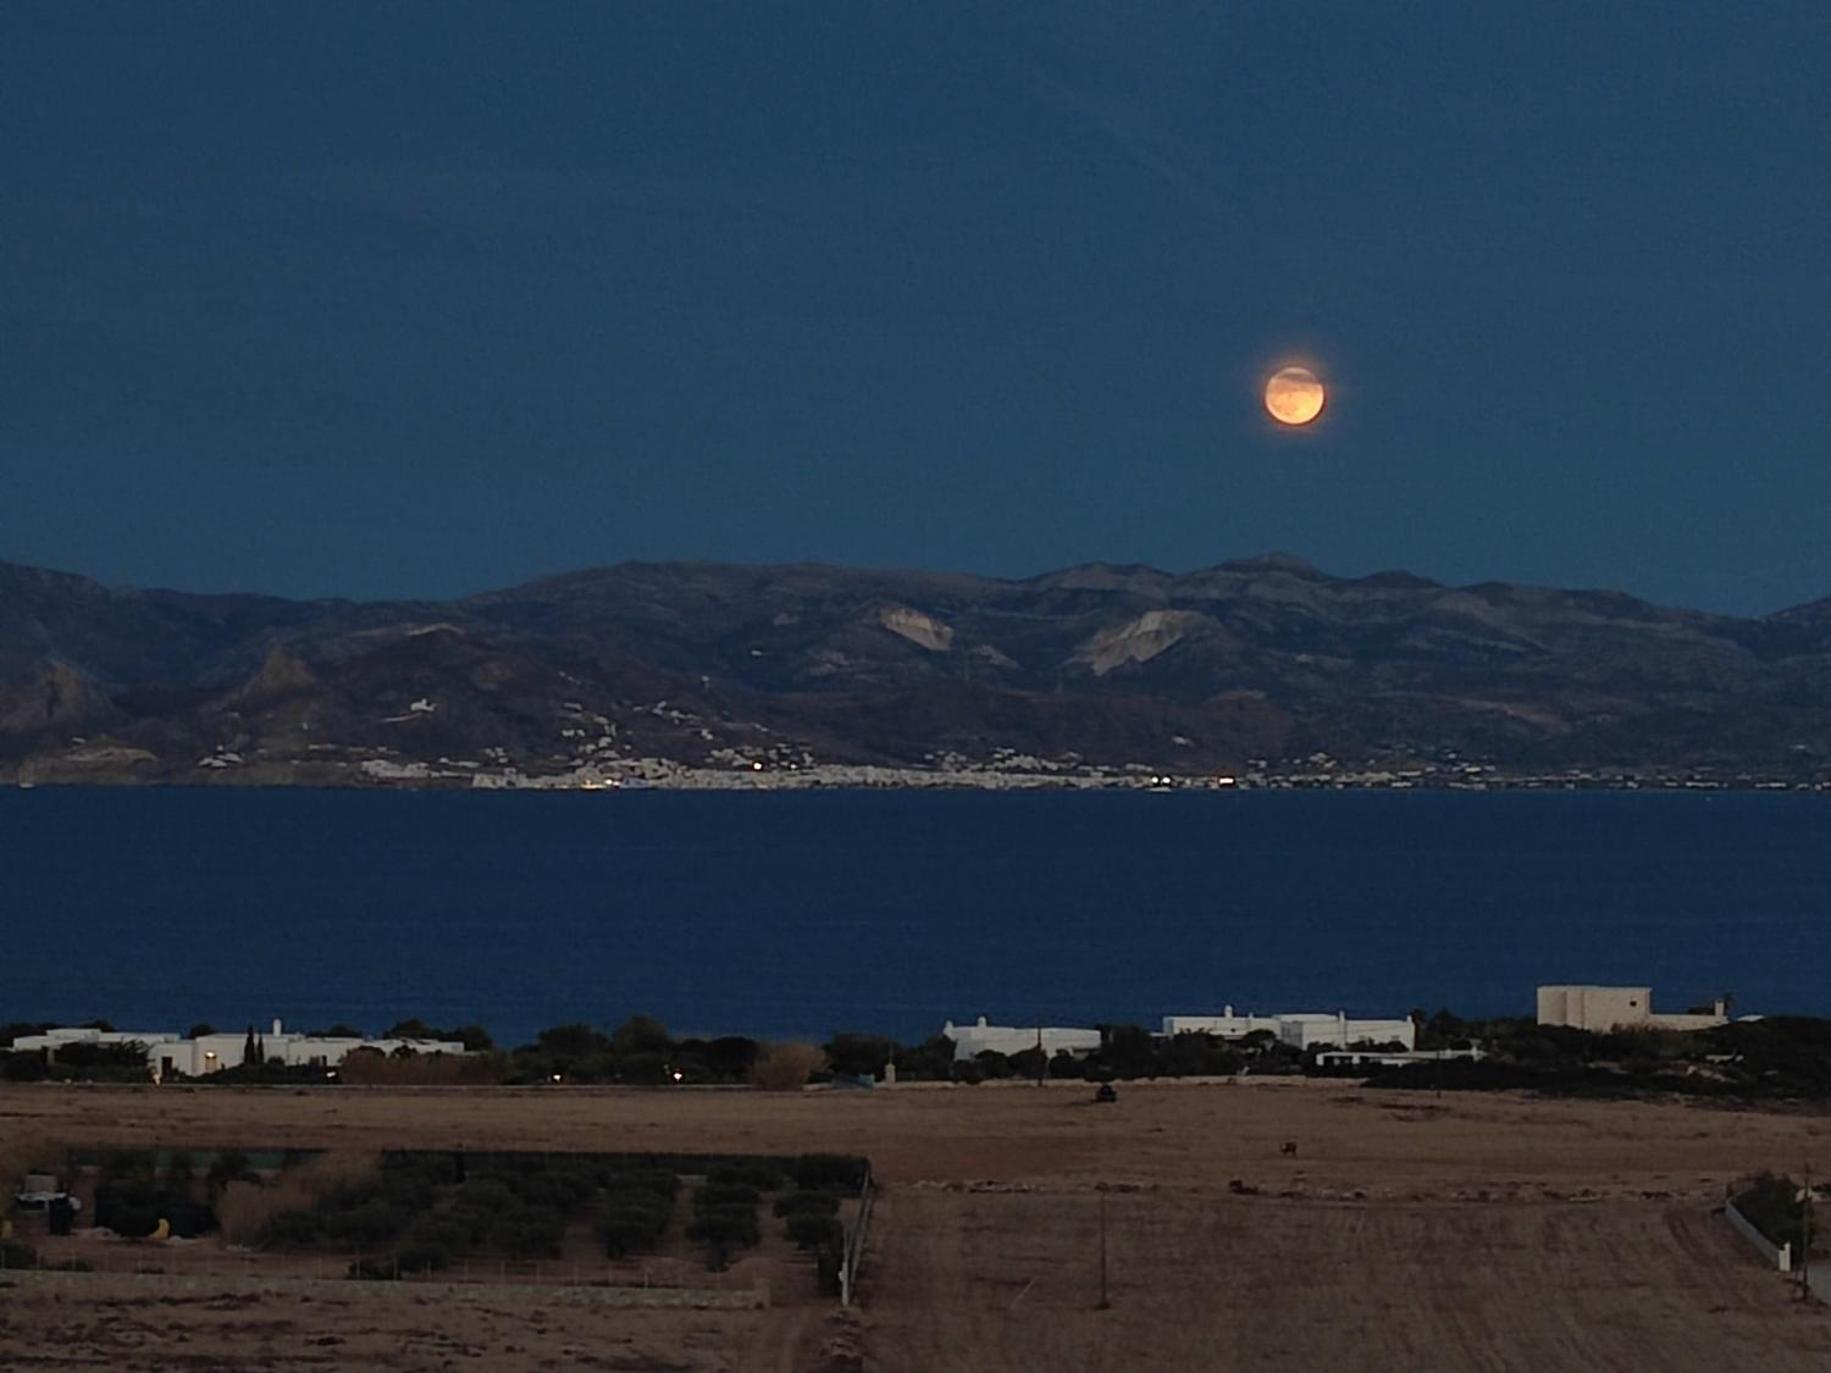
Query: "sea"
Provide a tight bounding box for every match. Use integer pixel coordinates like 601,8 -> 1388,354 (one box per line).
2,789 -> 1827,1048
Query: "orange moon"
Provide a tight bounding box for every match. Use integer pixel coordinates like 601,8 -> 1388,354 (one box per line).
1264,366 -> 1326,426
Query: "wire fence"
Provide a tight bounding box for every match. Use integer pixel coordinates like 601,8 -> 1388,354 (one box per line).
0,1244 -> 764,1294
838,1165 -> 875,1307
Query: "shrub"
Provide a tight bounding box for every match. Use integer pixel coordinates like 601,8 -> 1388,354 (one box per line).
788,1155 -> 870,1194
404,1214 -> 471,1255
53,1041 -> 150,1080
163,1199 -> 217,1238
612,1015 -> 672,1058
449,1177 -> 517,1241
601,1169 -> 681,1200
0,1051 -> 49,1082
206,1151 -> 256,1191
972,1049 -> 1016,1080
217,1152 -> 380,1246
705,1036 -> 761,1081
618,1051 -> 673,1085
747,1042 -> 824,1091
105,1204 -> 162,1239
94,1179 -> 163,1237
494,1204 -> 565,1258
709,1161 -> 784,1191
689,1177 -> 761,1270
261,1210 -> 321,1248
395,1239 -> 454,1274
599,1190 -> 673,1258
321,1197 -> 405,1247
686,1204 -> 760,1248
825,1033 -> 897,1079
533,1023 -> 612,1063
773,1190 -> 840,1219
694,1183 -> 759,1211
784,1213 -> 844,1252
1007,1047 -> 1047,1080
498,1164 -> 595,1210
337,1049 -> 495,1086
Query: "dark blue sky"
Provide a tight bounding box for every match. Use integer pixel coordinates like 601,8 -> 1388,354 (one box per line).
5,4 -> 1828,613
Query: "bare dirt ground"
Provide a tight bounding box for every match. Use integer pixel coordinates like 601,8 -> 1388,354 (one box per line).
5,1078 -> 1831,1371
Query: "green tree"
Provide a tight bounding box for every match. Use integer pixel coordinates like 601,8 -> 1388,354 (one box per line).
612,1015 -> 671,1058
826,1033 -> 897,1079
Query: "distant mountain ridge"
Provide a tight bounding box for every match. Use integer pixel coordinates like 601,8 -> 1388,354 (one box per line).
2,555 -> 1829,786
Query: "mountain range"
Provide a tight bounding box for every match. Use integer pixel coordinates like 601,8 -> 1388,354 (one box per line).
3,555 -> 1829,786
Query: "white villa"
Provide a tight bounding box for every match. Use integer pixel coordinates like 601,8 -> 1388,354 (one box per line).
12,1019 -> 466,1082
941,1017 -> 1103,1062
1536,985 -> 1730,1034
1162,1007 -> 1417,1051
942,1005 -> 1418,1063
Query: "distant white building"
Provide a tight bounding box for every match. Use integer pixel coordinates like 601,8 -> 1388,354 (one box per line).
1275,1012 -> 1417,1052
12,1019 -> 466,1082
1314,1046 -> 1484,1070
1160,1008 -> 1416,1052
1160,1006 -> 1283,1038
942,1017 -> 1102,1062
1536,986 -> 1729,1033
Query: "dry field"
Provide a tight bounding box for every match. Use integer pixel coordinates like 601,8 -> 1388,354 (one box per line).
5,1078 -> 1831,1371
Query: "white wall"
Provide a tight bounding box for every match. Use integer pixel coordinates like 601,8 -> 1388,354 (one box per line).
1537,986 -> 1654,1032
1276,1015 -> 1417,1051
942,1018 -> 1102,1061
15,1024 -> 465,1080
1160,1013 -> 1282,1038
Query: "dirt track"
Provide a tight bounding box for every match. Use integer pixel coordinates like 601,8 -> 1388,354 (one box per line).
4,1079 -> 1830,1370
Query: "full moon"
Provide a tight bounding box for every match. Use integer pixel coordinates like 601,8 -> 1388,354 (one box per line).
1264,366 -> 1326,426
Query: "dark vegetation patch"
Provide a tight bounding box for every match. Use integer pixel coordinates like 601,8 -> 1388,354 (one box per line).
39,1147 -> 868,1280
1371,1013 -> 1831,1103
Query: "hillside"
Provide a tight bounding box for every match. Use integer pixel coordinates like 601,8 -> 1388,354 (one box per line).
2,555 -> 1829,787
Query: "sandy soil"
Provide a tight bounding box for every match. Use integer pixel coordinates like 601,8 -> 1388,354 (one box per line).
4,1079 -> 1830,1370
866,1189 -> 1831,1373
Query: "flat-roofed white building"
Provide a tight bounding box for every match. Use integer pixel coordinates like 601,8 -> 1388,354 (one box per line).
1274,1012 -> 1417,1051
941,1017 -> 1102,1062
12,1019 -> 466,1081
1537,985 -> 1727,1033
1160,1006 -> 1283,1038
1158,1008 -> 1416,1051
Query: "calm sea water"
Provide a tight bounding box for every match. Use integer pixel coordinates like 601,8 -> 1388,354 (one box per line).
2,789 -> 1827,1046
